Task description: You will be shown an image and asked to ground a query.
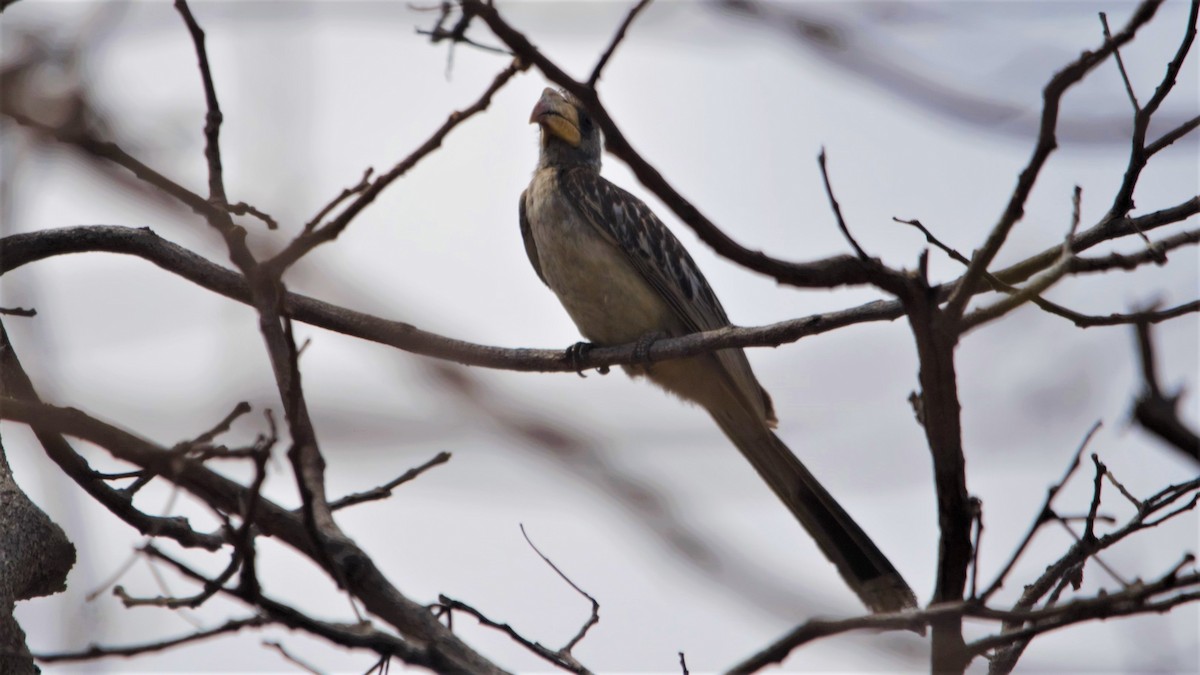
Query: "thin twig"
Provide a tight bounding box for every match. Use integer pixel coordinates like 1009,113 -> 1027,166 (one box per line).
959,245 -> 1072,332
817,148 -> 869,261
416,1 -> 510,57
728,611 -> 926,674
968,497 -> 984,600
896,216 -> 1199,329
188,401 -> 252,446
85,553 -> 141,603
1107,0 -> 1198,220
328,451 -> 452,511
0,396 -> 504,673
268,60 -> 523,274
979,421 -> 1102,603
1140,0 -> 1198,118
228,201 -> 278,230
1073,227 -> 1198,272
139,544 -> 450,669
944,0 -> 1165,323
1083,454 -> 1106,544
34,617 -> 267,662
588,0 -> 653,87
174,0 -> 230,209
2,110 -> 222,221
986,475 -> 1200,673
1146,113 -> 1200,155
264,639 -> 324,675
1099,12 -> 1141,111
733,565 -> 1200,674
305,167 -> 374,232
519,524 -> 600,654
0,324 -> 226,551
893,217 -> 970,265
437,595 -> 593,674
972,587 -> 1200,656
1101,461 -> 1142,508
1132,318 -> 1200,461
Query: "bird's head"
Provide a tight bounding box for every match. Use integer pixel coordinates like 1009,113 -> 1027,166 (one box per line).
530,87 -> 601,170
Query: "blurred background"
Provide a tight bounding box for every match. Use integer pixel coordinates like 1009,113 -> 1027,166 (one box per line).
2,0 -> 1197,672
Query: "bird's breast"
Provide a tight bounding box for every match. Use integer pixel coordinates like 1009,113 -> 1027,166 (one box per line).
525,169 -> 680,345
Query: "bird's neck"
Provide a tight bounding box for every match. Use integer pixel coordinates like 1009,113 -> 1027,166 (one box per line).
537,140 -> 601,172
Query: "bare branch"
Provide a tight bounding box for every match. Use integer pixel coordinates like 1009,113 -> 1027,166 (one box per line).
959,247 -> 1073,332
588,0 -> 654,87
818,149 -> 869,261
519,524 -> 600,654
1072,227 -> 1198,272
728,611 -> 924,674
894,217 -> 971,266
1108,0 -> 1199,219
171,1 -> 345,589
263,639 -> 323,675
1,110 -> 221,221
733,565 -> 1200,674
268,60 -> 524,274
0,397 -> 508,673
228,201 -> 278,230
968,497 -> 984,600
1140,0 -> 1198,118
0,320 -> 225,550
142,544 -> 456,671
979,422 -> 1102,604
328,451 -> 452,511
174,0 -> 229,208
944,0 -> 1165,322
187,401 -> 253,446
304,167 -> 373,232
0,226 -> 908,371
437,595 -> 592,675
1099,12 -> 1141,112
1133,318 -> 1200,462
4,207 -> 1195,378
1146,113 -> 1200,155
1082,455 -> 1111,559
986,475 -> 1200,675
976,570 -> 1200,660
33,616 -> 267,663
899,215 -> 1198,329
416,0 -> 510,57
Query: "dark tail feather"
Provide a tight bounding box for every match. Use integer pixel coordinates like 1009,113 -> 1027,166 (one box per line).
712,411 -> 917,613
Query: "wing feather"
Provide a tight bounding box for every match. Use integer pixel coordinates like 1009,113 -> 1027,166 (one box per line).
519,189 -> 548,286
559,167 -> 776,424
559,169 -> 725,332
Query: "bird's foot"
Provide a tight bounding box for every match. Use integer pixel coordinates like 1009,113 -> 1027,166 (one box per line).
566,341 -> 608,377
632,331 -> 666,366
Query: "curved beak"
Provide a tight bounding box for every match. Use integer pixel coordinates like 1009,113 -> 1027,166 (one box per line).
530,87 -> 581,147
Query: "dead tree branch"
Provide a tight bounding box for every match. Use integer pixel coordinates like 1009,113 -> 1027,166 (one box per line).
1132,319 -> 1200,462
0,394 -> 507,673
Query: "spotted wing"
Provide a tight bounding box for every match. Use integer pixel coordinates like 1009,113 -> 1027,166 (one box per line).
559,167 -> 729,334
518,188 -> 548,286
559,167 -> 775,423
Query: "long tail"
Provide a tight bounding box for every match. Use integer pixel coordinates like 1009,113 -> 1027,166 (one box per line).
711,410 -> 917,613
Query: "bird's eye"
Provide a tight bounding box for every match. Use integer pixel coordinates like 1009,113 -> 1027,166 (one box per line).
580,117 -> 593,133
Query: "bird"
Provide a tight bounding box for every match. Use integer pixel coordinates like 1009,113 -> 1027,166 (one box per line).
519,87 -> 916,613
